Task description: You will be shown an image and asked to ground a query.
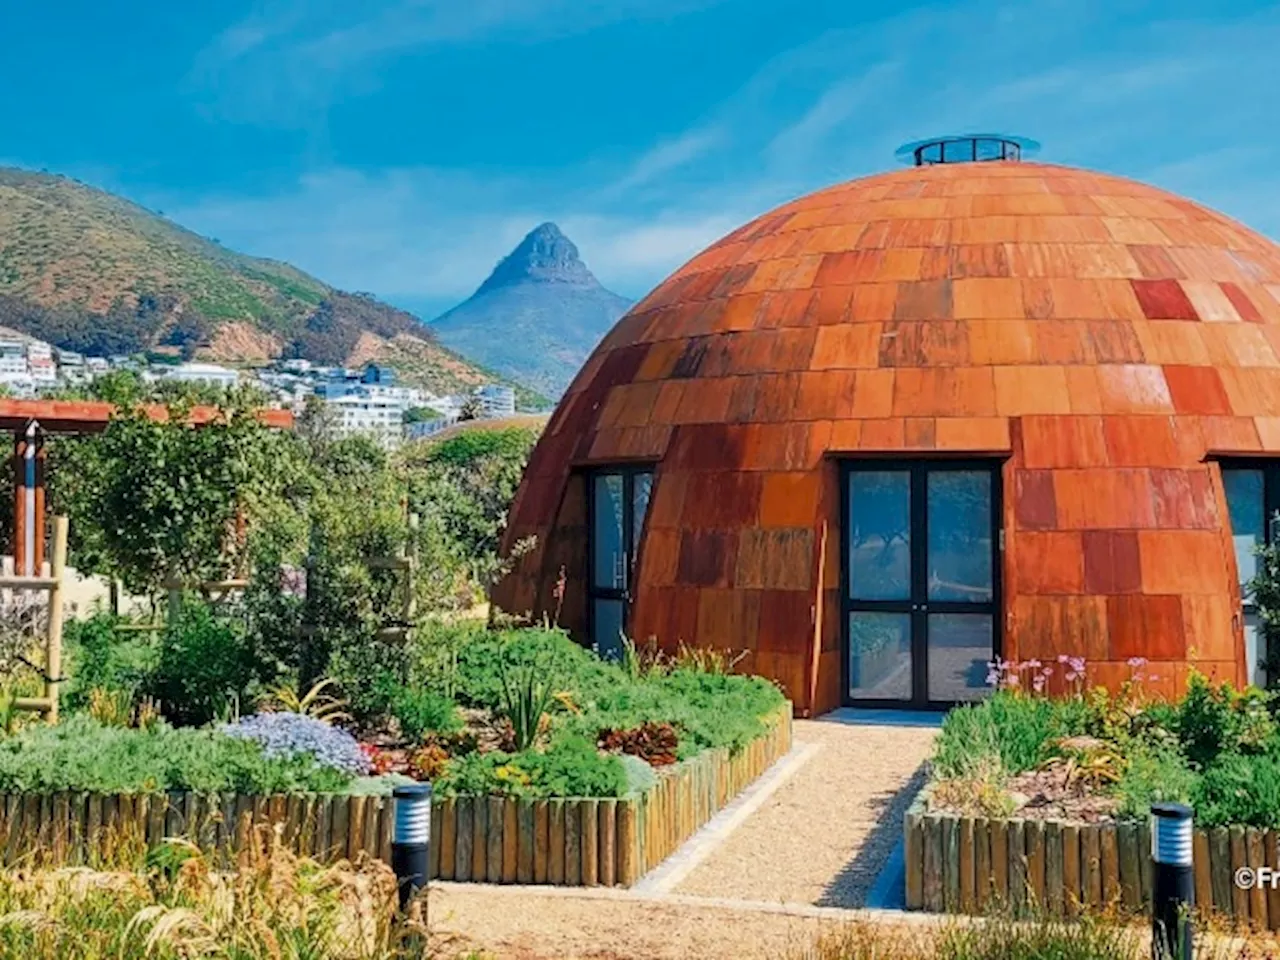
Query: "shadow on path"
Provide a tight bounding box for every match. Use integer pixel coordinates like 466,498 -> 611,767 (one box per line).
815,760 -> 931,909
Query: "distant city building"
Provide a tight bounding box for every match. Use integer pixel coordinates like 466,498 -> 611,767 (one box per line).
476,384 -> 516,418
362,363 -> 396,386
324,392 -> 411,449
161,362 -> 240,388
280,358 -> 312,374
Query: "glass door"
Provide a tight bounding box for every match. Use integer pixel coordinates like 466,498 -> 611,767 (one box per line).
588,467 -> 654,661
842,460 -> 1001,707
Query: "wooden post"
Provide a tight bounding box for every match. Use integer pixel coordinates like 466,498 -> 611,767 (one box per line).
404,513 -> 419,623
13,420 -> 39,578
45,516 -> 67,723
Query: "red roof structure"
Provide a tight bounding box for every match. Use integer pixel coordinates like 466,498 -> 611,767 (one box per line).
0,399 -> 294,433
494,146 -> 1280,716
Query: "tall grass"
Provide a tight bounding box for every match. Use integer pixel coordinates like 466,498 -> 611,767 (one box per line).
792,916 -> 1280,960
0,825 -> 407,959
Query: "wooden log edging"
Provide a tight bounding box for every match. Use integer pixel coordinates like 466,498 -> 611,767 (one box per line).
431,702 -> 793,886
0,703 -> 793,888
904,791 -> 1280,927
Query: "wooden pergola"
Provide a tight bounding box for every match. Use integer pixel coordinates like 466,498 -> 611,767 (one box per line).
1,400 -> 294,576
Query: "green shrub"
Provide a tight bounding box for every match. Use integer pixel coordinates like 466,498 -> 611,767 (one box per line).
144,600 -> 262,726
410,618 -> 489,701
62,612 -> 157,713
1174,672 -> 1276,769
1193,750 -> 1280,828
420,427 -> 537,468
1112,741 -> 1197,820
391,687 -> 463,743
0,715 -> 349,794
452,626 -> 615,710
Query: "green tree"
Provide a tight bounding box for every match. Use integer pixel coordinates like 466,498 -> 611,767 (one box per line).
49,396 -> 298,596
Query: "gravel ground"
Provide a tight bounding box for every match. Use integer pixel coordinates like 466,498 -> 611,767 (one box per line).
673,715 -> 938,907
427,885 -> 859,960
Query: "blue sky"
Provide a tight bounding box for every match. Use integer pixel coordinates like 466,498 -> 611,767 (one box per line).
3,0 -> 1279,319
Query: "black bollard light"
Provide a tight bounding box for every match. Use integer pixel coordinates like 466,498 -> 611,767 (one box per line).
1151,802 -> 1194,960
392,783 -> 432,913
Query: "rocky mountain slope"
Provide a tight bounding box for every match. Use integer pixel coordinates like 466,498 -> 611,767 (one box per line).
428,223 -> 632,398
0,166 -> 530,400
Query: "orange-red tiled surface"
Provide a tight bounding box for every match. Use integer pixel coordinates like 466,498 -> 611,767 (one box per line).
491,161 -> 1280,715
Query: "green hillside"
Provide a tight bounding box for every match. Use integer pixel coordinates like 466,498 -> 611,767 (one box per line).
0,166 -> 542,402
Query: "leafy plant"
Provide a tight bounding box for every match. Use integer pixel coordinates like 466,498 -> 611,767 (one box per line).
220,712 -> 371,776
260,676 -> 351,724
598,722 -> 679,766
434,734 -> 628,799
85,688 -> 158,730
61,612 -> 157,713
1174,671 -> 1276,769
144,600 -> 263,727
49,394 -> 299,596
390,687 -> 463,743
496,649 -> 561,752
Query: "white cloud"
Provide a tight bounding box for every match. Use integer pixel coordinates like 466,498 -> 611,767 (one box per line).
192,0 -> 733,124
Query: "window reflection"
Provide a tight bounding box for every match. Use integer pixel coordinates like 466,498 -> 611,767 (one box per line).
927,471 -> 993,602
1224,469 -> 1264,594
849,612 -> 912,700
848,471 -> 911,601
592,474 -> 626,590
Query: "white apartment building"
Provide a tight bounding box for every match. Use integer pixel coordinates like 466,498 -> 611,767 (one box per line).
161,362 -> 240,389
28,358 -> 56,386
476,384 -> 516,418
324,391 -> 411,448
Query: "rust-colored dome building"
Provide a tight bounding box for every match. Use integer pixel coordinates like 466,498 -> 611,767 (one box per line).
493,135 -> 1280,716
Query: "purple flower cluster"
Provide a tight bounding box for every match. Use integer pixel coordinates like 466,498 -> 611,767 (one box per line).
221,713 -> 370,776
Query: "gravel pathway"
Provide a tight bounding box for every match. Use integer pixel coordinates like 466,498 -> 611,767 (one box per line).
672,713 -> 938,907
427,884 -> 889,960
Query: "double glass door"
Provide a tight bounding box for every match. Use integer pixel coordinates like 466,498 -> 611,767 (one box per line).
842,461 -> 1000,707
588,467 -> 654,661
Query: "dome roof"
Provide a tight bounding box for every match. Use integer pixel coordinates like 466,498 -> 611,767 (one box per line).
497,159 -> 1280,715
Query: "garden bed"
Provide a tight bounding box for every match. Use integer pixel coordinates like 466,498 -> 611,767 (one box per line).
905,658 -> 1280,925
0,704 -> 791,888
4,621 -> 792,886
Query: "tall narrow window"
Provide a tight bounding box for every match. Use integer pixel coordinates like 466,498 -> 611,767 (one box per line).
587,466 -> 654,661
1221,463 -> 1278,687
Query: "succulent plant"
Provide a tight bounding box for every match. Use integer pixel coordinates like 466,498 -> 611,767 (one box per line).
221,712 -> 371,776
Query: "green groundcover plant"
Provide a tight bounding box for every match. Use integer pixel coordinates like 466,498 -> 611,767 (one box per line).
932,658 -> 1280,828
0,715 -> 352,795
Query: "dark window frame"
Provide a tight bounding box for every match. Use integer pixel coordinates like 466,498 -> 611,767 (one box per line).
838,458 -> 1004,710
584,464 -> 655,655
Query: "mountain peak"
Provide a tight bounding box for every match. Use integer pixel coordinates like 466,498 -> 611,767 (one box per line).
475,222 -> 601,294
